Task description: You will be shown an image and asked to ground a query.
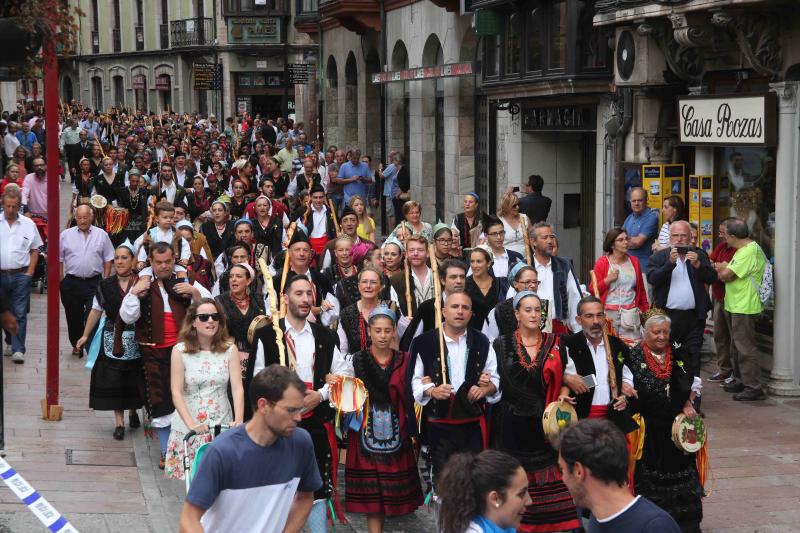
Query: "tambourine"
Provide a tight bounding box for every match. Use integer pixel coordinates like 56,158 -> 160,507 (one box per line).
542,400 -> 578,444
330,376 -> 368,414
90,194 -> 108,209
247,315 -> 270,345
672,413 -> 706,454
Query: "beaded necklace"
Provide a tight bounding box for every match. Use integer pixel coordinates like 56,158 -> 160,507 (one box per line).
642,342 -> 672,380
515,328 -> 542,370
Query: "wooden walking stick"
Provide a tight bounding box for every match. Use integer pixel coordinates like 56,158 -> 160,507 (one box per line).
279,222 -> 297,318
258,258 -> 286,367
327,198 -> 340,235
522,215 -> 532,266
403,234 -> 413,318
430,243 -> 447,385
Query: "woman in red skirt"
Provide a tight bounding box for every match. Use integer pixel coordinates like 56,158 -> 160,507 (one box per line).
331,306 -> 423,533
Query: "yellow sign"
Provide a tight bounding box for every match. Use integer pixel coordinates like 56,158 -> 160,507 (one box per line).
689,175 -> 714,251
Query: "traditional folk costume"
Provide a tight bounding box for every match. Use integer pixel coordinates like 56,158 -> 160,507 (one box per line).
215,290 -> 266,420
253,319 -> 346,524
252,212 -> 283,265
490,331 -> 579,532
120,275 -> 208,453
389,266 -> 434,318
200,218 -> 234,259
323,261 -> 357,291
299,193 -> 337,266
627,341 -> 704,532
343,347 -> 423,516
117,186 -> 149,244
337,300 -> 397,356
400,295 -> 486,352
89,276 -> 143,412
409,328 -> 501,488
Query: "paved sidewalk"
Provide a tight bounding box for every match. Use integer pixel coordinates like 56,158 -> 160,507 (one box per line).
0,181 -> 796,531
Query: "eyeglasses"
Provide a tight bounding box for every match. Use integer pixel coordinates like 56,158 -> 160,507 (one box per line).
511,204 -> 519,209
487,231 -> 505,237
520,280 -> 541,287
196,313 -> 220,322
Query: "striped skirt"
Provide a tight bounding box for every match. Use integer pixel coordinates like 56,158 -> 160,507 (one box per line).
519,463 -> 580,533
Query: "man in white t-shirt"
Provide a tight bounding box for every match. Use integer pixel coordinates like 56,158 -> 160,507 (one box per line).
180,365 -> 321,533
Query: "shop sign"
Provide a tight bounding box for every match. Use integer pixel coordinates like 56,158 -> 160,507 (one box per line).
193,63 -> 222,91
155,74 -> 171,91
132,74 -> 146,90
371,62 -> 474,84
677,94 -> 776,146
288,63 -> 313,85
521,105 -> 596,132
228,18 -> 280,44
236,96 -> 251,115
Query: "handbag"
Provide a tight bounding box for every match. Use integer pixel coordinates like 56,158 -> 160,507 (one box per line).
85,315 -> 106,370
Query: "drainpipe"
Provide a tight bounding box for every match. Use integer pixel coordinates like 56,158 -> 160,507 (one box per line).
379,0 -> 387,234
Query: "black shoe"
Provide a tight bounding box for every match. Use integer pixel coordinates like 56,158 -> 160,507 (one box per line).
708,371 -> 732,383
734,387 -> 766,401
723,381 -> 745,393
129,412 -> 140,429
113,426 -> 125,440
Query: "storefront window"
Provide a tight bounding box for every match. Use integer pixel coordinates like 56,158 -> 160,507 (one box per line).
526,7 -> 543,72
549,0 -> 567,70
714,146 -> 775,333
484,33 -> 500,78
576,0 -> 609,71
505,13 -> 521,75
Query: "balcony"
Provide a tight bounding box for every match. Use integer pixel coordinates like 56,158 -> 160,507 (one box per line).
135,25 -> 145,51
112,28 -> 121,53
170,18 -> 214,48
91,30 -> 99,54
318,0 -> 379,33
223,0 -> 290,16
294,0 -> 319,34
160,23 -> 170,49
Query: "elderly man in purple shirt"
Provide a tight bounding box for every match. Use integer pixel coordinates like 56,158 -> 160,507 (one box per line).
340,148 -> 373,207
21,158 -> 48,217
59,205 -> 115,356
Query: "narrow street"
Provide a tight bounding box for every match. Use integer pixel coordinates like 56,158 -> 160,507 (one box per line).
0,181 -> 793,532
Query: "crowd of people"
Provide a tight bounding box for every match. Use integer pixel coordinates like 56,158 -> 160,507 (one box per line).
0,101 -> 772,533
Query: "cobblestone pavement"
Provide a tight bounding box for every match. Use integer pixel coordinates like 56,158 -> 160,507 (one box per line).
0,180 -> 795,532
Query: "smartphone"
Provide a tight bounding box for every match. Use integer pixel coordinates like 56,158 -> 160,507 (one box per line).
581,374 -> 598,389
676,246 -> 689,254
512,186 -> 520,193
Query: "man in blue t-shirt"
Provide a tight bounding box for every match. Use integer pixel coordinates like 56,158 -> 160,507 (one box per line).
559,419 -> 681,532
622,187 -> 659,271
179,366 -> 322,533
339,147 -> 373,207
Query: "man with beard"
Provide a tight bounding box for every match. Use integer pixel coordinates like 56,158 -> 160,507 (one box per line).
21,158 -> 49,216
150,161 -> 187,207
409,292 -> 500,491
531,221 -> 582,334
389,235 -> 432,318
274,227 -> 337,326
243,176 -> 289,222
559,296 -> 637,433
120,242 -> 210,469
251,275 -> 345,533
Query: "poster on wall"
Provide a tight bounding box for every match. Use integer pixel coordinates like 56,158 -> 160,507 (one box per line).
699,176 -> 714,252
642,165 -> 663,212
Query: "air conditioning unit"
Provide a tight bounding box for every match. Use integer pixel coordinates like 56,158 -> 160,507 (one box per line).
614,27 -> 667,87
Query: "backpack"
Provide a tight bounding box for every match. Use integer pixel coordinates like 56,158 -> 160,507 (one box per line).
749,244 -> 773,304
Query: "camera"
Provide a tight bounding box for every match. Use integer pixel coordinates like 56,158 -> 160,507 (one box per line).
676,246 -> 690,255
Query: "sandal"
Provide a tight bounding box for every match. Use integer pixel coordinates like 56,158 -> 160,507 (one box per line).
113,426 -> 125,440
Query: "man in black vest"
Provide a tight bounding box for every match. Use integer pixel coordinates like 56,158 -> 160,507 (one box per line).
531,221 -> 582,334
409,291 -> 500,489
252,274 -> 343,532
560,296 -> 636,432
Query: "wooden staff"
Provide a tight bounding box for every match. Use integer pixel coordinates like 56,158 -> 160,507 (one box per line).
429,243 -> 447,385
522,214 -> 532,265
403,234 -> 412,317
327,198 -> 340,235
258,258 -> 286,367
279,222 -> 297,318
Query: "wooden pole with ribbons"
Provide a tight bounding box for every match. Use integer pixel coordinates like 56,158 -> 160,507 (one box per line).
279,222 -> 297,318
429,243 -> 447,385
258,258 -> 286,367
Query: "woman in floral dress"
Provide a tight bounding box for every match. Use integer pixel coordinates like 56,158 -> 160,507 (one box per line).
164,298 -> 244,480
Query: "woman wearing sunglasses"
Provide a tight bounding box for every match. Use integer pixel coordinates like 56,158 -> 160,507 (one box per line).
164,298 -> 244,480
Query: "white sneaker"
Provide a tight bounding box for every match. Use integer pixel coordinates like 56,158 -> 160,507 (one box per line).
11,352 -> 24,364
721,376 -> 735,386
3,344 -> 11,357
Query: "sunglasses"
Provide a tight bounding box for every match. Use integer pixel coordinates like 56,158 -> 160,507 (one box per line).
196,313 -> 220,322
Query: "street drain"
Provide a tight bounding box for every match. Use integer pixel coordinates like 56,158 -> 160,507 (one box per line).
65,449 -> 137,467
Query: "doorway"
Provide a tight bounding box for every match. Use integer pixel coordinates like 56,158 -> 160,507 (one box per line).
251,95 -> 284,120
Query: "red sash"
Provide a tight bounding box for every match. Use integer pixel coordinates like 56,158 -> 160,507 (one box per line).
155,312 -> 178,349
429,409 -> 489,450
588,405 -> 609,419
309,236 -> 328,266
